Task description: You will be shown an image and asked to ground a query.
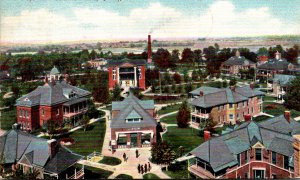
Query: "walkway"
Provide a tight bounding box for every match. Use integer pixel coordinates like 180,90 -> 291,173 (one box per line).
158,111 -> 178,119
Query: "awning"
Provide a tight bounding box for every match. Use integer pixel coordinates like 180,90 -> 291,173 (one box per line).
63,97 -> 88,106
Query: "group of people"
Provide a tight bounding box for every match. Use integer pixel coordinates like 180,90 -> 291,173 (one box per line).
138,162 -> 151,174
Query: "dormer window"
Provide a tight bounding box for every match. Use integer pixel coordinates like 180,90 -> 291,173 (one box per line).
126,118 -> 142,123
255,148 -> 262,161
24,98 -> 30,101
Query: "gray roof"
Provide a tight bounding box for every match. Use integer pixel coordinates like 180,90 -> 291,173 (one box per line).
189,116 -> 299,173
190,85 -> 264,108
223,56 -> 255,66
16,81 -> 91,107
257,58 -> 293,71
111,93 -> 157,129
108,58 -> 146,67
273,74 -> 296,86
0,129 -> 82,174
50,66 -> 60,75
189,86 -> 222,96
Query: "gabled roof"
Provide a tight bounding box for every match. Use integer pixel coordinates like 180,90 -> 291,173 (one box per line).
273,74 -> 296,86
111,93 -> 156,129
189,115 -> 300,173
0,129 -> 83,174
257,58 -> 293,71
16,81 -> 91,107
189,86 -> 222,96
108,58 -> 146,67
223,56 -> 255,66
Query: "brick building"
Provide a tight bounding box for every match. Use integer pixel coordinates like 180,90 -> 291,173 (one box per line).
108,59 -> 146,90
189,84 -> 264,125
184,111 -> 300,179
110,93 -> 157,149
221,50 -> 256,75
15,67 -> 91,131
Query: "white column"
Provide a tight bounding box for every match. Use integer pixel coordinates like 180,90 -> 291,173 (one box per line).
117,67 -> 120,85
134,67 -> 137,87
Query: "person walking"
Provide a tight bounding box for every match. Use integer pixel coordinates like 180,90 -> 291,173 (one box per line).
148,162 -> 151,171
123,153 -> 127,162
135,149 -> 139,158
141,165 -> 144,174
144,163 -> 148,173
137,164 -> 141,174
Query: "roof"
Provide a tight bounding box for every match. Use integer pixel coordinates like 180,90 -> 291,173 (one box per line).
273,74 -> 296,86
0,129 -> 82,174
257,58 -> 293,71
111,93 -> 157,129
50,66 -> 60,75
223,56 -> 255,66
189,115 -> 299,173
108,58 -> 146,67
190,85 -> 264,108
189,86 -> 222,96
16,81 -> 91,107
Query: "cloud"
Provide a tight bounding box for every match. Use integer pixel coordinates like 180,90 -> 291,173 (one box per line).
1,1 -> 299,43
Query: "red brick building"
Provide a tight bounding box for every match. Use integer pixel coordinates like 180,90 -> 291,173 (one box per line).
110,93 -> 157,149
15,67 -> 91,131
108,59 -> 146,90
184,111 -> 300,179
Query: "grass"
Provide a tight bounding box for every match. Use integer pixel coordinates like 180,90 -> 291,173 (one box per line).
160,113 -> 178,124
115,174 -> 133,179
0,107 -> 16,130
143,173 -> 160,179
158,104 -> 181,115
263,96 -> 277,101
99,156 -> 122,166
79,165 -> 113,179
163,126 -> 203,155
67,119 -> 106,156
263,102 -> 300,118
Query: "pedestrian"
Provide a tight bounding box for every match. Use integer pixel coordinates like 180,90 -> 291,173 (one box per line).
148,162 -> 151,171
141,165 -> 144,174
137,164 -> 141,174
123,153 -> 126,162
135,149 -> 139,158
144,163 -> 148,173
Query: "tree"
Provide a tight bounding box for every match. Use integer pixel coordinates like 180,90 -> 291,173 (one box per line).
89,49 -> 97,60
176,101 -> 191,128
229,78 -> 237,86
81,115 -> 90,132
153,48 -> 174,69
181,48 -> 194,64
173,73 -> 181,84
191,70 -> 198,81
184,83 -> 193,94
112,84 -> 122,101
183,71 -> 190,83
171,49 -> 180,64
150,141 -> 176,171
284,76 -> 300,111
46,120 -> 57,139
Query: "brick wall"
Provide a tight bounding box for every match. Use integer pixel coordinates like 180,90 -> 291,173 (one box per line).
138,65 -> 146,90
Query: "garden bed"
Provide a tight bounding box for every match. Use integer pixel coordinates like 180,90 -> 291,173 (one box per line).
143,173 -> 160,179
99,156 -> 122,166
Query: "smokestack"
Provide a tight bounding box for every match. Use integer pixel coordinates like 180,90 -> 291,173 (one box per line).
147,35 -> 152,64
47,139 -> 58,158
199,91 -> 204,96
244,114 -> 252,122
284,111 -> 291,123
204,131 -> 211,141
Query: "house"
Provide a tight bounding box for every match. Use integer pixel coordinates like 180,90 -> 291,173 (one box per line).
221,50 -> 256,75
0,124 -> 84,179
257,51 -> 298,79
184,111 -> 300,179
85,58 -> 108,70
189,84 -> 264,125
110,93 -> 157,149
15,67 -> 91,131
108,58 -> 146,90
272,74 -> 296,100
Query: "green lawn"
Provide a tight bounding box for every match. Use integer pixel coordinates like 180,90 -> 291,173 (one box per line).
263,96 -> 277,101
158,104 -> 181,115
263,102 -> 300,118
0,107 -> 16,130
99,156 -> 122,166
115,174 -> 133,179
162,161 -> 191,179
160,113 -> 178,124
143,173 -> 160,179
67,119 -> 106,156
79,165 -> 113,179
163,127 -> 203,155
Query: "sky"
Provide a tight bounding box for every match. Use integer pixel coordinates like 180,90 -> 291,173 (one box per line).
1,0 -> 300,44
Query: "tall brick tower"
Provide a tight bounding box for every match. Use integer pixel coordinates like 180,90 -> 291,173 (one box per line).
147,34 -> 152,64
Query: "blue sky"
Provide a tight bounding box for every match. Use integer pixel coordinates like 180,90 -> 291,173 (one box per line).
1,0 -> 299,43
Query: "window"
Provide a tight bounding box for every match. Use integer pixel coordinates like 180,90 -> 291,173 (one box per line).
19,110 -> 22,117
253,170 -> 265,179
42,108 -> 45,116
245,151 -> 248,163
126,118 -> 141,123
244,173 -> 248,179
284,155 -> 289,170
255,149 -> 262,161
229,114 -> 234,119
113,74 -> 116,80
138,68 -> 142,79
237,154 -> 241,166
25,111 -> 28,118
229,104 -> 233,109
272,152 -> 276,165
57,109 -> 60,115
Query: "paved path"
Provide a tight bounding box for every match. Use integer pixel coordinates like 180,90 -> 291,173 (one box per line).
158,111 -> 178,119
155,102 -> 182,112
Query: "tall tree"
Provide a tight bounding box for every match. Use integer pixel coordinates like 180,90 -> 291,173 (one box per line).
284,76 -> 300,111
150,141 -> 176,171
176,100 -> 191,128
173,73 -> 181,84
112,84 -> 122,101
181,48 -> 194,64
171,49 -> 180,64
153,48 -> 174,69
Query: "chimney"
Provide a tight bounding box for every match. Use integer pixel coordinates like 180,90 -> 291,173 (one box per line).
204,131 -> 211,141
275,51 -> 281,60
12,123 -> 21,130
230,86 -> 236,92
244,114 -> 252,122
250,82 -> 255,90
147,35 -> 152,64
199,91 -> 204,96
47,139 -> 58,158
235,50 -> 240,57
284,111 -> 291,123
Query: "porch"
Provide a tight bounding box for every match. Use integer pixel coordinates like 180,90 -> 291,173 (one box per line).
112,131 -> 154,149
188,158 -> 216,179
63,98 -> 88,127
